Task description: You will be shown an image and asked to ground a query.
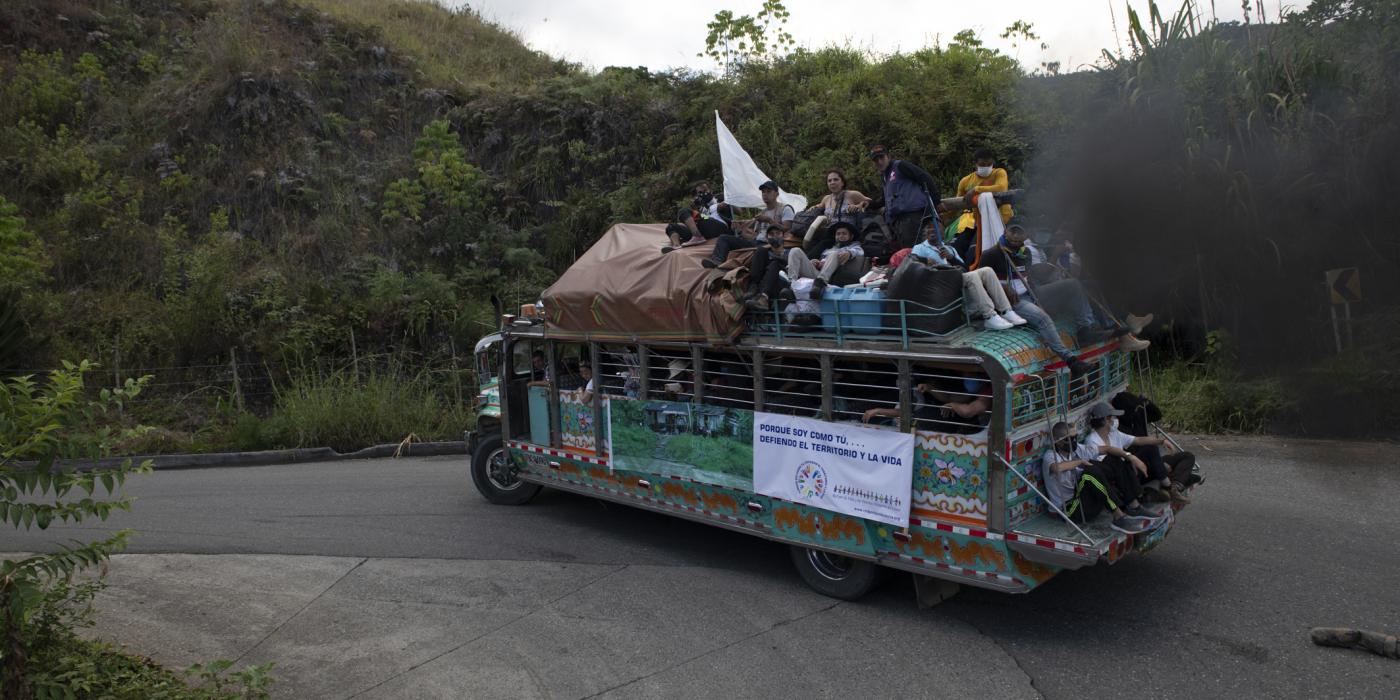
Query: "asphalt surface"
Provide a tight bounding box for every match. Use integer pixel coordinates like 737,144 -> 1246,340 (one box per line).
1,436 -> 1397,698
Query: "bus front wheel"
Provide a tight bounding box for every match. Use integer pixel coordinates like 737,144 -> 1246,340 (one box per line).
787,545 -> 884,600
470,434 -> 541,505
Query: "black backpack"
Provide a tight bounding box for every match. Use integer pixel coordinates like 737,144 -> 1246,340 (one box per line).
789,209 -> 821,237
858,219 -> 893,262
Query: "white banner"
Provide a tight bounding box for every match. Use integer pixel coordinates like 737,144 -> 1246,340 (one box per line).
716,111 -> 807,211
753,412 -> 914,527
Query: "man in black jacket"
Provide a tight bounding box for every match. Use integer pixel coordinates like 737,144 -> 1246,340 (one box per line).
868,145 -> 942,251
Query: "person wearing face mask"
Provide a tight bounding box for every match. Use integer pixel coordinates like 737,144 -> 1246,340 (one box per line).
957,148 -> 1014,223
786,220 -> 865,299
1042,421 -> 1156,531
1082,402 -> 1183,504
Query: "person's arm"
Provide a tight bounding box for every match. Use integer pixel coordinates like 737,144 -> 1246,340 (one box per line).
846,190 -> 873,210
1129,435 -> 1164,447
863,407 -> 900,423
896,160 -> 940,200
972,169 -> 1009,193
1049,456 -> 1088,474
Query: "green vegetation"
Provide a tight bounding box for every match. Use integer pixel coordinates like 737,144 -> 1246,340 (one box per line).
662,434 -> 754,479
0,0 -> 1395,439
0,361 -> 272,698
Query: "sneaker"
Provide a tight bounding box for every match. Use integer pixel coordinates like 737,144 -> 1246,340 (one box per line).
1111,517 -> 1150,534
1068,358 -> 1092,378
810,278 -> 827,300
1126,313 -> 1154,335
1077,327 -> 1114,345
661,245 -> 677,254
701,258 -> 719,269
1120,335 -> 1151,352
1183,473 -> 1204,488
1124,504 -> 1157,518
777,288 -> 796,302
1000,309 -> 1028,325
984,314 -> 1014,330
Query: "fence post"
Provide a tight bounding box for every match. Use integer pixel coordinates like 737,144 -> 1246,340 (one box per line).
230,347 -> 244,412
350,327 -> 359,380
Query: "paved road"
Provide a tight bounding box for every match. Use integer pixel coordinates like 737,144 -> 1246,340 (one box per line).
1,436 -> 1397,698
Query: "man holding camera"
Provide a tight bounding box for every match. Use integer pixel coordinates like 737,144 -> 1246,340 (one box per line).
664,181 -> 732,251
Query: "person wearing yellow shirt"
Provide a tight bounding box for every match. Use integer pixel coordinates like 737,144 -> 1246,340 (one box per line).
952,148 -> 1014,266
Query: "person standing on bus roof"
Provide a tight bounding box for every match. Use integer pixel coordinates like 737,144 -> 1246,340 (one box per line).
1047,421 -> 1156,531
868,145 -> 942,251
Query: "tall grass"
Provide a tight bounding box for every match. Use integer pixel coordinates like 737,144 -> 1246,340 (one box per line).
260,361 -> 471,452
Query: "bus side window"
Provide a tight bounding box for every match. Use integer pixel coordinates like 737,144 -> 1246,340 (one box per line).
646,346 -> 693,402
910,363 -> 994,435
763,353 -> 821,417
702,350 -> 756,410
597,344 -> 641,398
553,343 -> 586,391
831,359 -> 900,425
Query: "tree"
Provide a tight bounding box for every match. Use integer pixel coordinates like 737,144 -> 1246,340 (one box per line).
0,361 -> 151,699
700,1 -> 795,76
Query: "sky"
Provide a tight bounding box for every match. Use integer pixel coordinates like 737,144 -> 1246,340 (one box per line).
454,0 -> 1291,75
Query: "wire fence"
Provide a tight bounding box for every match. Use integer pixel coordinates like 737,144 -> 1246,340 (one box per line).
0,351 -> 478,414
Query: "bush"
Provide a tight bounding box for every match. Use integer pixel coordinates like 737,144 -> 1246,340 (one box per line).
261,361 -> 471,452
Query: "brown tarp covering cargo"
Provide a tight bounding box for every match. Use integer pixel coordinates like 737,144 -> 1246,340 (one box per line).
541,223 -> 751,343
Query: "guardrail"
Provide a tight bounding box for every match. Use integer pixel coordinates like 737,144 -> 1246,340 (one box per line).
747,294 -> 967,350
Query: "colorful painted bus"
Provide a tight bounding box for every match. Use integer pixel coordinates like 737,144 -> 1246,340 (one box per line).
465,226 -> 1192,602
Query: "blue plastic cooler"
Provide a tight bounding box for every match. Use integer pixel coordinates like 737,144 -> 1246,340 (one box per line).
819,287 -> 885,334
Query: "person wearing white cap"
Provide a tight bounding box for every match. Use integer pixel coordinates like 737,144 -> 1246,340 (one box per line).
1046,421 -> 1156,531
1082,402 -> 1180,504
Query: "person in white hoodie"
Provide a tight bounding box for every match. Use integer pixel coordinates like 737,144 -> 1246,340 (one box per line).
908,221 -> 1027,330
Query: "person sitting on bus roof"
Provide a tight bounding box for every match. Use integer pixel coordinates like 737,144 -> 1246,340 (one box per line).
740,233 -> 791,312
1082,402 -> 1176,505
800,168 -> 871,257
1045,421 -> 1156,532
663,181 -> 732,252
1027,223 -> 1153,349
910,221 -> 1027,331
786,220 -> 865,300
703,180 -> 793,269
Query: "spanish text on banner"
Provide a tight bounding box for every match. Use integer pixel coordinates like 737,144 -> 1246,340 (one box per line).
752,412 -> 914,527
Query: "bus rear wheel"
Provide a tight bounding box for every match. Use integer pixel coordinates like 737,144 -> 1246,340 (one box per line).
787,545 -> 883,600
471,434 -> 541,505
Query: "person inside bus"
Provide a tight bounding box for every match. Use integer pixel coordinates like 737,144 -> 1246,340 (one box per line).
527,350 -> 551,386
786,220 -> 865,299
859,376 -> 989,433
1044,421 -> 1156,532
663,181 -> 732,252
800,169 -> 871,257
575,363 -> 594,405
909,221 -> 1027,331
1082,402 -> 1182,504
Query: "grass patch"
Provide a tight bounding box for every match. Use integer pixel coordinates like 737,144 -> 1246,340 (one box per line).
1151,361 -> 1292,434
298,0 -> 570,89
257,362 -> 472,452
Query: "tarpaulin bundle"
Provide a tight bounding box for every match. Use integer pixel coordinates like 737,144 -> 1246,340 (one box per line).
540,224 -> 749,344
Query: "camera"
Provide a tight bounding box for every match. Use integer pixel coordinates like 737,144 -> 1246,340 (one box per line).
692,190 -> 715,209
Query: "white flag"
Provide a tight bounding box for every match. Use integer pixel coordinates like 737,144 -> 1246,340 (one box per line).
716,111 -> 807,212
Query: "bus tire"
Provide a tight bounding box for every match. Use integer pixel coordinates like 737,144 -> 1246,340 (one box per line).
787,545 -> 884,601
471,434 -> 540,505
